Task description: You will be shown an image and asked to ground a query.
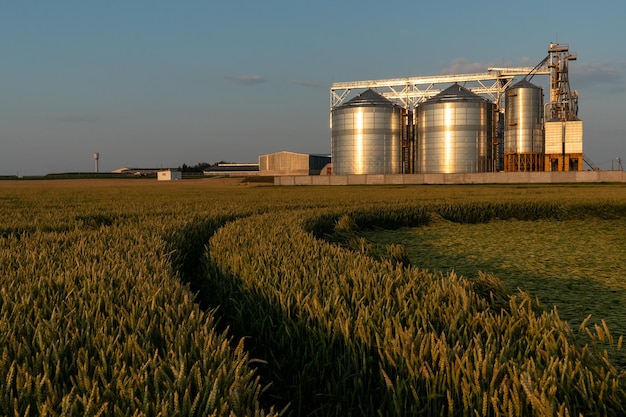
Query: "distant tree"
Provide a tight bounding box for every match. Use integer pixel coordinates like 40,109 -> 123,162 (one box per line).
179,162 -> 213,172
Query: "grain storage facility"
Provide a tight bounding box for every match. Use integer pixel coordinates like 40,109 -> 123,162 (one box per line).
331,89 -> 402,175
543,43 -> 583,171
503,80 -> 544,171
329,43 -> 585,175
545,120 -> 583,171
416,84 -> 496,174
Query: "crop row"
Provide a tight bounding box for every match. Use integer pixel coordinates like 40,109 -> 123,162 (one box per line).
204,201 -> 626,416
0,214 -> 277,416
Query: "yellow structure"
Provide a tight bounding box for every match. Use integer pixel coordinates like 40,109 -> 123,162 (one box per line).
544,120 -> 583,171
505,153 -> 544,172
157,170 -> 182,181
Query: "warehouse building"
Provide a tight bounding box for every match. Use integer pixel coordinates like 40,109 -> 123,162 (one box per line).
259,151 -> 331,176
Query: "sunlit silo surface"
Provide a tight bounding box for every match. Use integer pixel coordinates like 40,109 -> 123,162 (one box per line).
416,84 -> 496,174
504,80 -> 544,171
331,89 -> 402,175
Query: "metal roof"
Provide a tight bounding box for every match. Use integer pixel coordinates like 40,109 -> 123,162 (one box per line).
338,88 -> 398,108
426,83 -> 489,104
509,79 -> 541,90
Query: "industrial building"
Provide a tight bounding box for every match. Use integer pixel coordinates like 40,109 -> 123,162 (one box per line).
330,43 -> 585,175
259,151 -> 331,176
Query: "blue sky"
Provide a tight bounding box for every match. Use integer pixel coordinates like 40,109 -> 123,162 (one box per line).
1,1 -> 625,175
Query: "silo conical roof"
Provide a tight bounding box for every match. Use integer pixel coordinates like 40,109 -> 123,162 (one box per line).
338,88 -> 398,108
509,79 -> 541,89
426,83 -> 489,104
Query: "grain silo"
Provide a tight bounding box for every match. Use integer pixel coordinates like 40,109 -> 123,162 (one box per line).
331,89 -> 402,175
504,80 -> 544,171
415,84 -> 496,173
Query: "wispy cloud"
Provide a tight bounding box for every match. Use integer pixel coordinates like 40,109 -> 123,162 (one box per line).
438,59 -> 491,75
438,57 -> 538,75
436,58 -> 626,95
224,75 -> 266,85
571,61 -> 623,88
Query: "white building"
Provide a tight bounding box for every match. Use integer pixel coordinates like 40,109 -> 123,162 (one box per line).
157,170 -> 182,181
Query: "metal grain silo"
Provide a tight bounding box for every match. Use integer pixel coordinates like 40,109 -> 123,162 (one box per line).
331,89 -> 402,175
416,84 -> 496,173
504,80 -> 544,171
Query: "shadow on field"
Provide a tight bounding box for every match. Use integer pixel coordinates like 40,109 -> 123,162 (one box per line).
398,243 -> 626,340
166,206 -> 626,415
456,261 -> 626,369
165,215 -> 240,310
166,217 -> 395,416
198,263 -> 391,416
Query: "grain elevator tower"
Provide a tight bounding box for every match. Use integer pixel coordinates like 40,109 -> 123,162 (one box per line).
544,44 -> 583,171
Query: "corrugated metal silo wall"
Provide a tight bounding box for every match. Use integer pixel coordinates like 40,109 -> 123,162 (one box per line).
416,100 -> 496,174
331,105 -> 402,175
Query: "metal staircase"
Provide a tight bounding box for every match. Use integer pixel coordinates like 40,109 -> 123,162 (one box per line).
583,154 -> 600,171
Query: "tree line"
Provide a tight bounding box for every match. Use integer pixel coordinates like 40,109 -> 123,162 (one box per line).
178,162 -> 232,173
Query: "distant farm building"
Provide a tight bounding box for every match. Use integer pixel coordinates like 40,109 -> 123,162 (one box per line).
157,170 -> 182,181
203,163 -> 260,176
259,151 -> 331,176
112,167 -> 164,176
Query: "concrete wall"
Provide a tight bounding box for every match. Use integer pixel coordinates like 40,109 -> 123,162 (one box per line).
274,171 -> 626,186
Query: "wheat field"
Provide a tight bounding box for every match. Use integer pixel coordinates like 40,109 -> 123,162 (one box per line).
1,179 -> 625,416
